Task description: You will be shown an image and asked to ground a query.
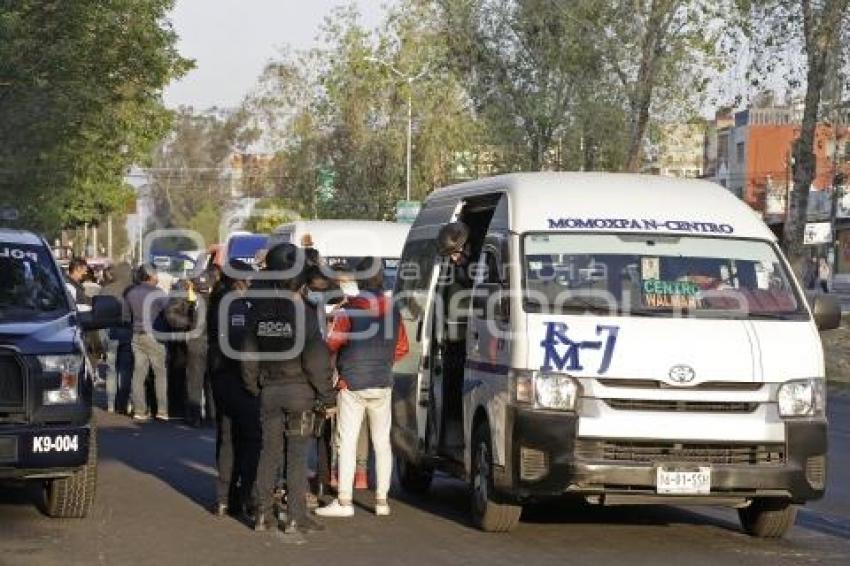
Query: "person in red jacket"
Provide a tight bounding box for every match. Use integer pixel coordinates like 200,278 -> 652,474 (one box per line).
317,257 -> 408,518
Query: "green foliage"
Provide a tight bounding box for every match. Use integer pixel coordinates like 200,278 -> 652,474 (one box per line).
147,107 -> 256,232
185,201 -> 222,248
0,0 -> 192,235
245,1 -> 480,219
243,197 -> 301,234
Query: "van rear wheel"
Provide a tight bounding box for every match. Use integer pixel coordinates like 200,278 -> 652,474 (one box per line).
396,455 -> 433,495
738,498 -> 797,538
470,423 -> 521,532
44,430 -> 97,518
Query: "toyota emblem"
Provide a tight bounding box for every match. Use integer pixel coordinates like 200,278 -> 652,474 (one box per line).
668,365 -> 696,384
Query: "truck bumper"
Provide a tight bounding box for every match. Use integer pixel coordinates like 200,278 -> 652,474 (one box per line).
499,407 -> 826,504
0,424 -> 92,480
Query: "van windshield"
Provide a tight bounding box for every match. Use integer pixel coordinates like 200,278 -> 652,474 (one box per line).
523,233 -> 805,319
0,242 -> 69,320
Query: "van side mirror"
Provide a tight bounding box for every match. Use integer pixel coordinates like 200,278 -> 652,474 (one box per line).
79,295 -> 124,331
811,293 -> 841,331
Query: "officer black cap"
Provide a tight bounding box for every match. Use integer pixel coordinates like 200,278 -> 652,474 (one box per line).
264,243 -> 306,290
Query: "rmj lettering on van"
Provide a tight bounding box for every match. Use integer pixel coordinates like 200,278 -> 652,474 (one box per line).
547,218 -> 734,234
540,322 -> 619,374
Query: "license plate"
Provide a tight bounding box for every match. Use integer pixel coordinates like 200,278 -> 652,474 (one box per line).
656,467 -> 711,495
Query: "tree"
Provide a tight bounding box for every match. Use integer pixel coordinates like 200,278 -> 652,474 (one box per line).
594,1 -> 728,172
244,1 -> 478,219
438,0 -> 728,173
785,0 -> 848,267
438,0 -> 602,171
147,107 -> 256,241
0,0 -> 192,235
243,197 -> 301,233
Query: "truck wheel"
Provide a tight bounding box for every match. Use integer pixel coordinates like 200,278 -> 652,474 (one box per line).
44,429 -> 97,518
396,455 -> 433,495
470,423 -> 521,532
738,498 -> 797,538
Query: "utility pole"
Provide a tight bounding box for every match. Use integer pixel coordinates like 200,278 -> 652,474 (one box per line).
107,214 -> 113,259
365,57 -> 428,202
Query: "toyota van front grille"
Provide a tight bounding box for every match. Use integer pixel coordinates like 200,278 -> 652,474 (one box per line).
575,440 -> 786,466
604,399 -> 759,413
596,378 -> 764,391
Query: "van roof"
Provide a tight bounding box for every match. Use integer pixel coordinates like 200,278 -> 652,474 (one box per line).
271,220 -> 411,257
429,172 -> 775,241
272,219 -> 408,233
0,228 -> 45,246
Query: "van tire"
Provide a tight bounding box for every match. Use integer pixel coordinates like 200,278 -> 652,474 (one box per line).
738,498 -> 797,538
396,456 -> 433,495
44,430 -> 97,518
470,423 -> 521,532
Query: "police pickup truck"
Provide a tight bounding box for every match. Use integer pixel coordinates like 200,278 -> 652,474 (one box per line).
0,229 -> 121,517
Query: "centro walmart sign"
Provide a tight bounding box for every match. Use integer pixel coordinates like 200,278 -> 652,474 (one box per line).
547,217 -> 734,234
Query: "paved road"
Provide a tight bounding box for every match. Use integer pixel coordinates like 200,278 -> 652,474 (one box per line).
2,398 -> 850,566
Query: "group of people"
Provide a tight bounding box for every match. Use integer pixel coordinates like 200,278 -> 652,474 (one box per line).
66,239 -> 412,536
211,242 -> 410,534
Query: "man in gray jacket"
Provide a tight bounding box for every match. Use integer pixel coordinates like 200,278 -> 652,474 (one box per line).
125,264 -> 169,422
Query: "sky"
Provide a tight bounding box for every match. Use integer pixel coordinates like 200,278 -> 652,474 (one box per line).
163,0 -> 389,111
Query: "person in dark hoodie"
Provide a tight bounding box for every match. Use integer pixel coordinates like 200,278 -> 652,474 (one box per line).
208,259 -> 259,518
98,262 -> 134,413
242,243 -> 335,535
316,257 -> 409,519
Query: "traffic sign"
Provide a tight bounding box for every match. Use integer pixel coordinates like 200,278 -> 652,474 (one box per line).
396,200 -> 421,224
0,206 -> 19,222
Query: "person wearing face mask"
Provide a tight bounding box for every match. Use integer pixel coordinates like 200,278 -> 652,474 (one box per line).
243,243 -> 335,535
315,264 -> 370,492
208,259 -> 258,517
316,257 -> 409,518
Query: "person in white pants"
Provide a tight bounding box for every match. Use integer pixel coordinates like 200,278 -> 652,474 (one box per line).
317,258 -> 409,518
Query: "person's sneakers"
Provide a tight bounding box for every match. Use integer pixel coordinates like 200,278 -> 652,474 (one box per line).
354,468 -> 369,490
132,414 -> 150,423
154,413 -> 170,422
315,499 -> 354,518
375,499 -> 391,516
253,510 -> 273,532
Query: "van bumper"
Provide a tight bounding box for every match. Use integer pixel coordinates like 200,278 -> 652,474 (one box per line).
0,424 -> 91,480
497,407 -> 826,504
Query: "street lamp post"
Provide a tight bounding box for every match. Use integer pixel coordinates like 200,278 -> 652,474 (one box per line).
366,57 -> 428,202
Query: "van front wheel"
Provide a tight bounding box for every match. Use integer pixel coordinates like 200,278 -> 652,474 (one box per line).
470,424 -> 521,532
738,498 -> 797,538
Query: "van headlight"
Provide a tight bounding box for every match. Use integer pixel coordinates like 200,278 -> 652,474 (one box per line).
777,379 -> 825,418
534,373 -> 580,411
38,354 -> 82,405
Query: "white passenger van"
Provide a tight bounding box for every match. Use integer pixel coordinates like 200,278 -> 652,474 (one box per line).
391,172 -> 840,537
268,220 -> 411,291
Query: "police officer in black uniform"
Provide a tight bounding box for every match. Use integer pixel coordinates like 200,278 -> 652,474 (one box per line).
242,243 -> 335,534
208,259 -> 258,517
